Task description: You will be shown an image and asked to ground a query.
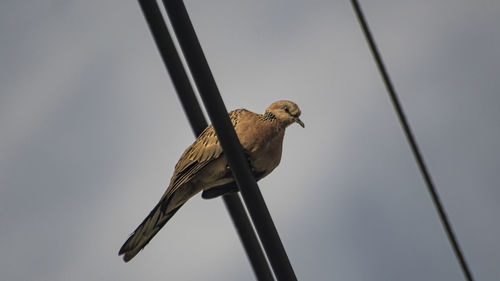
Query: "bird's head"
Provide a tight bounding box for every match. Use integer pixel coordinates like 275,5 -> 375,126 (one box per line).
266,100 -> 304,128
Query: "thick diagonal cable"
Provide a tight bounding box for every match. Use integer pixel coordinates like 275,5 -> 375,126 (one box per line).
162,1 -> 297,280
137,1 -> 274,280
350,1 -> 475,281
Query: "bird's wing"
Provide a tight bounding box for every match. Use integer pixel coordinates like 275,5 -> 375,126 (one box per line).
119,109 -> 249,262
163,109 -> 248,199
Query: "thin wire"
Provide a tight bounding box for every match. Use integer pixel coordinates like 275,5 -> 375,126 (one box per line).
349,1 -> 475,281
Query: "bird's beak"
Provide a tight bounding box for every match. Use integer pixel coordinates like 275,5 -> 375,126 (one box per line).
294,117 -> 305,128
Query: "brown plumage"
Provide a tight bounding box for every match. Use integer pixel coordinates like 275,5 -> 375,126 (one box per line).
119,100 -> 304,262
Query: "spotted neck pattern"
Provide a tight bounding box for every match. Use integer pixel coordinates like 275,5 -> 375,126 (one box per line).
260,110 -> 276,122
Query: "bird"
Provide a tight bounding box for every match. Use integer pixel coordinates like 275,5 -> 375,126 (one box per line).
119,100 -> 304,262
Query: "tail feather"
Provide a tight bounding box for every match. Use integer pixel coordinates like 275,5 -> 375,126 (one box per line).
119,202 -> 183,262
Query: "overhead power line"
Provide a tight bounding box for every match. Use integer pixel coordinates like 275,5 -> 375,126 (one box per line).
136,0 -> 298,279
162,0 -> 297,280
349,1 -> 475,281
137,0 -> 274,280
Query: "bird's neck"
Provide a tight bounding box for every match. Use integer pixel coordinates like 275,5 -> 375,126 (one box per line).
260,110 -> 276,122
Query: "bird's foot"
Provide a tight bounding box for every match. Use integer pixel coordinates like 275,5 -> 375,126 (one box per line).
202,183 -> 239,199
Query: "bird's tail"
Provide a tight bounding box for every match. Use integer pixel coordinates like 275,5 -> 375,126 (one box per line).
119,201 -> 183,262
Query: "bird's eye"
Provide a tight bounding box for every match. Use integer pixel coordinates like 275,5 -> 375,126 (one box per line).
284,107 -> 290,113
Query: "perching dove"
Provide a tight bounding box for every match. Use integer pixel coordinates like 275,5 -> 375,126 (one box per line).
119,100 -> 304,262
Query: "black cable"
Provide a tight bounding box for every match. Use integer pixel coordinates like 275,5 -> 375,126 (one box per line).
349,1 -> 475,281
137,1 -> 274,280
137,0 -> 205,135
162,1 -> 297,280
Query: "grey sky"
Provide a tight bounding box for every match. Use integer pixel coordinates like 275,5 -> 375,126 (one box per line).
1,0 -> 499,281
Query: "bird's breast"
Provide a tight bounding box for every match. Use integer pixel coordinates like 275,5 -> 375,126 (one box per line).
234,114 -> 286,176
248,129 -> 285,174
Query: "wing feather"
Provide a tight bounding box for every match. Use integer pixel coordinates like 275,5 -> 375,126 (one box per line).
119,109 -> 255,262
162,109 -> 247,199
